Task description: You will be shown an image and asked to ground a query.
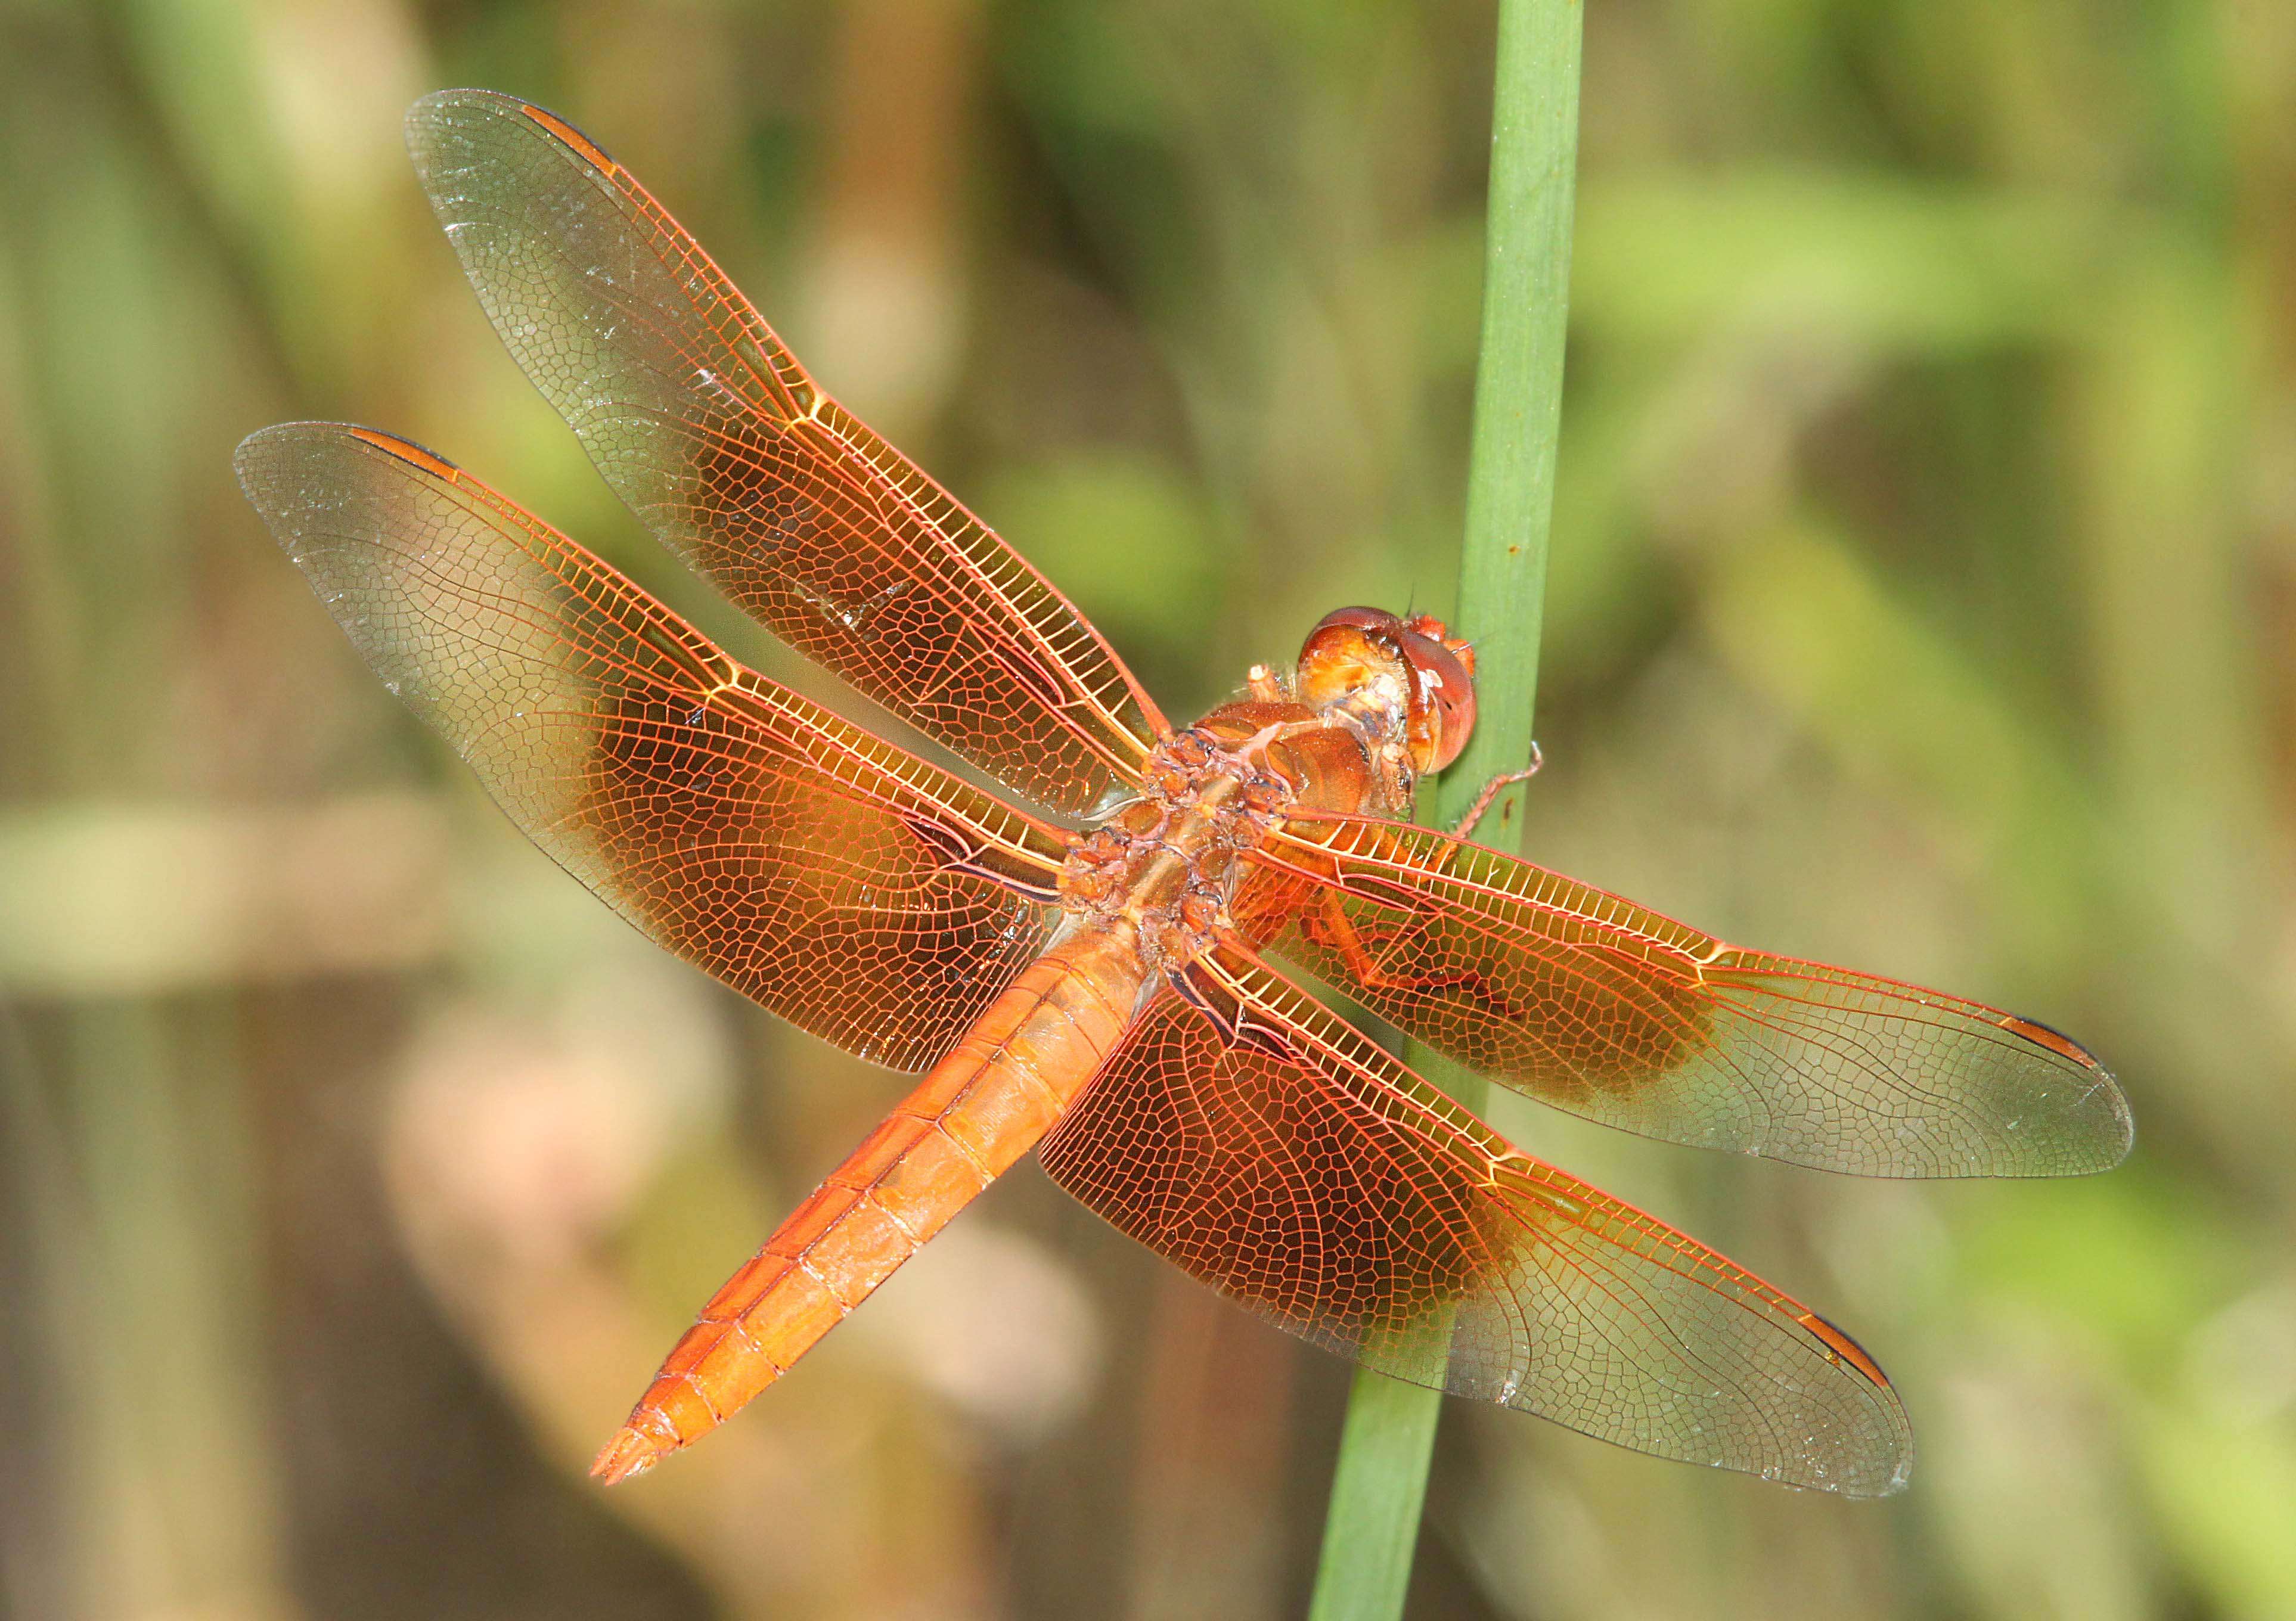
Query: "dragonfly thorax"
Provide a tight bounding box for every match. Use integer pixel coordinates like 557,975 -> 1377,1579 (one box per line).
1059,725 -> 1297,974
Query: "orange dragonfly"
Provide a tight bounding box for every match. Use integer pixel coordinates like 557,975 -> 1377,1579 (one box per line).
237,90 -> 2131,1499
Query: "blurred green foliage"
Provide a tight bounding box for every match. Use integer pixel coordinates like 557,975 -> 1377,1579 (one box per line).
3,2 -> 2293,1619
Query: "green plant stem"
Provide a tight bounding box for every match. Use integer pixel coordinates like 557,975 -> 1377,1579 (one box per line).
1306,2 -> 1580,1616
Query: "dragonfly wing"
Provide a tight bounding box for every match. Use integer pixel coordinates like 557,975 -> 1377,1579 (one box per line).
404,89 -> 1166,817
1038,947 -> 1914,1495
1244,814 -> 2133,1177
237,423 -> 1068,1073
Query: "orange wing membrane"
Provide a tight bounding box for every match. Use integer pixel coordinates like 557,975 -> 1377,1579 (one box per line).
1246,813 -> 2133,1177
235,424 -> 1069,1072
404,89 -> 1166,817
1040,946 -> 1914,1496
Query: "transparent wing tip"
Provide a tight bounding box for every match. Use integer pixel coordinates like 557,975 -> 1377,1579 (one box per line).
405,87 -> 618,179
1995,1012 -> 2134,1173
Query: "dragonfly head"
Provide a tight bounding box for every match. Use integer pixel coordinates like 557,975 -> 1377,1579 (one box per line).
1295,607 -> 1478,777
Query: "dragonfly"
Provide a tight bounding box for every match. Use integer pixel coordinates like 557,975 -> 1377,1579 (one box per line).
237,89 -> 2132,1499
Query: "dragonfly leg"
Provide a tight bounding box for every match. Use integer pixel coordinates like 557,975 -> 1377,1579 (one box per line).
1303,887 -> 1399,986
1298,886 -> 1531,1024
1446,743 -> 1544,841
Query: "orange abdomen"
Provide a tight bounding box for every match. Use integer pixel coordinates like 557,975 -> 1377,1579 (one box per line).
592,924 -> 1143,1482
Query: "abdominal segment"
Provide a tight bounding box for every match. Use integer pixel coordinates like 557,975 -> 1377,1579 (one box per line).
592,926 -> 1141,1482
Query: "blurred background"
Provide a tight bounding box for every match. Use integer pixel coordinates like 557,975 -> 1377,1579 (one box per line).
2,1 -> 2292,1617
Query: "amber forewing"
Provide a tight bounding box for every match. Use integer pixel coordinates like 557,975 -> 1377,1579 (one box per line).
404,89 -> 1164,818
234,423 -> 1068,1072
1249,815 -> 2132,1178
